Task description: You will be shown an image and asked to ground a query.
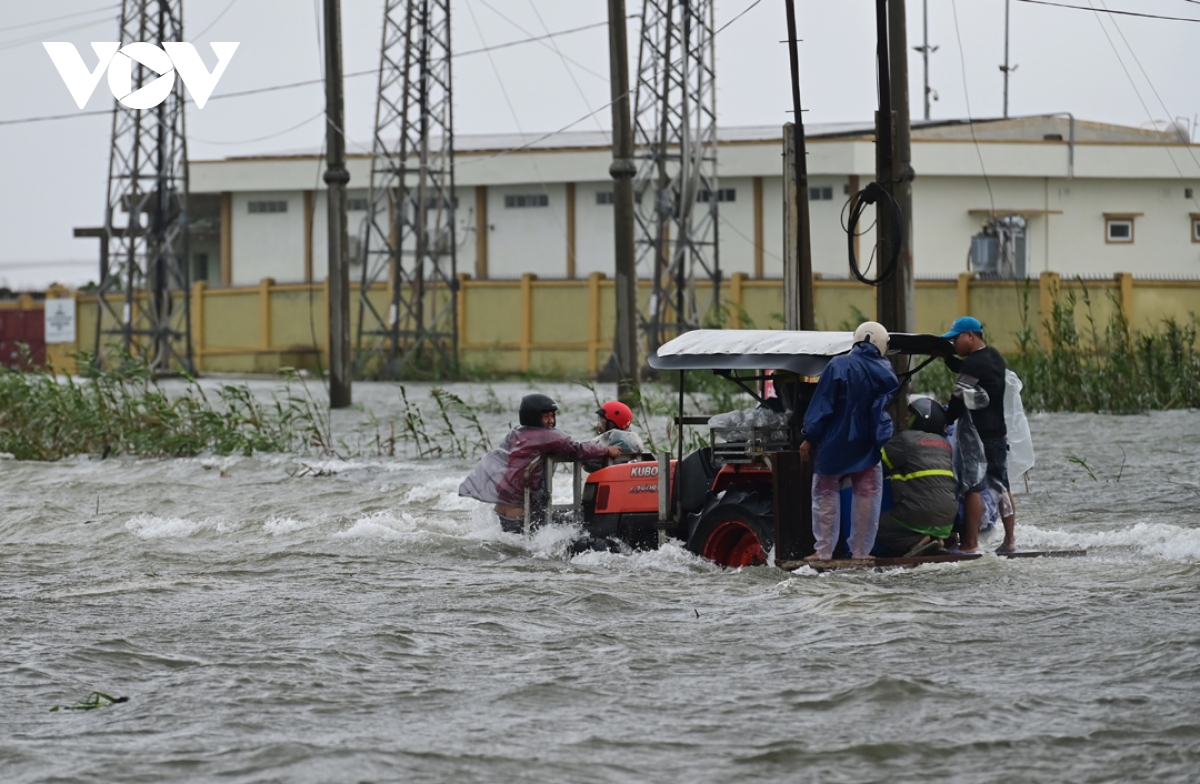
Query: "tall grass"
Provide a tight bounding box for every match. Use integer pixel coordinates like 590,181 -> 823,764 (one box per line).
0,356 -> 328,461
917,284 -> 1200,413
1010,288 -> 1200,412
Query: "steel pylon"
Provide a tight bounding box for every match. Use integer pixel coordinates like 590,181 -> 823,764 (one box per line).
632,0 -> 720,351
95,0 -> 193,374
356,0 -> 457,379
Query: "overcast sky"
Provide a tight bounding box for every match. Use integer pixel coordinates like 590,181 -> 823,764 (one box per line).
1,0 -> 1197,289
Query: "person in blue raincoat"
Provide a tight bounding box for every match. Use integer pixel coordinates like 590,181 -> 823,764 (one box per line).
799,322 -> 899,561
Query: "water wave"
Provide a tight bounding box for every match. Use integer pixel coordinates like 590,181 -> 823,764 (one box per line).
1022,520 -> 1200,561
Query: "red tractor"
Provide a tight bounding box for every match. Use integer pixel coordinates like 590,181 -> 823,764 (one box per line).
571,328 -> 954,566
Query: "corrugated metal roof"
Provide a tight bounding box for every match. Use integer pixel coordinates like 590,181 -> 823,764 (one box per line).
204,117 -> 1188,163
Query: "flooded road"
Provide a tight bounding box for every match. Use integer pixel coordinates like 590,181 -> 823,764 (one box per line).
3,380 -> 1199,783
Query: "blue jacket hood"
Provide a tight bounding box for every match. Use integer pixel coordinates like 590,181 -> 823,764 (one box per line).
802,342 -> 900,475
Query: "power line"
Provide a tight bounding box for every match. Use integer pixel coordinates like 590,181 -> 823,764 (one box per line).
1015,0 -> 1200,23
949,0 -> 996,214
192,0 -> 240,40
472,0 -> 608,80
2,19 -> 626,128
10,0 -> 769,170
0,3 -> 118,35
524,0 -> 607,134
1091,0 -> 1200,210
189,108 -> 324,144
457,16 -> 626,60
461,0 -> 767,167
715,0 -> 766,35
0,15 -> 119,53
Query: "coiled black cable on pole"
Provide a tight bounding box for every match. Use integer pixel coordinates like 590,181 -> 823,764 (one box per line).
845,181 -> 903,286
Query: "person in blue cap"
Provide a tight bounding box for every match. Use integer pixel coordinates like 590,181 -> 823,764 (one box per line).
941,316 -> 1017,553
800,321 -> 899,561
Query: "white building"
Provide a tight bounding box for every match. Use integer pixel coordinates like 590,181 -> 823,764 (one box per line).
187,116 -> 1200,287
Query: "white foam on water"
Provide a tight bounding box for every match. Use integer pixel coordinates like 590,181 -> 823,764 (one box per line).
333,507 -> 485,543
383,460 -> 447,473
125,514 -> 232,539
400,484 -> 443,505
261,517 -> 310,536
197,455 -> 243,472
296,458 -> 357,475
570,539 -> 714,574
394,475 -> 480,513
1024,520 -> 1200,561
334,517 -> 409,541
433,494 -> 479,512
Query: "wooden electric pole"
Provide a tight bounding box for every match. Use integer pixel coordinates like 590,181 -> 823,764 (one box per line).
875,0 -> 914,337
783,0 -> 814,331
875,0 -> 915,431
607,0 -> 639,405
323,0 -> 352,408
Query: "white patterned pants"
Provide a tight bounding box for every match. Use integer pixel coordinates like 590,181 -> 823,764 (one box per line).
811,462 -> 883,559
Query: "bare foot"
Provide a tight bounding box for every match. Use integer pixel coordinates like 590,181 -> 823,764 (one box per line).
804,553 -> 828,562
996,541 -> 1018,554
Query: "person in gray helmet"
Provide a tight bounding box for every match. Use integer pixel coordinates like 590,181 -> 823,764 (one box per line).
459,393 -> 619,533
873,397 -> 959,558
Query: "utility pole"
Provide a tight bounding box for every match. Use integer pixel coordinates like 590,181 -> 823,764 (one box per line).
913,0 -> 938,121
608,0 -> 639,405
782,0 -> 813,331
1000,0 -> 1017,118
323,0 -> 352,407
876,0 -> 915,423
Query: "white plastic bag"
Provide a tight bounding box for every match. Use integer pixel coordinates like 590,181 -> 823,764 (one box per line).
1005,370 -> 1035,482
710,409 -> 788,443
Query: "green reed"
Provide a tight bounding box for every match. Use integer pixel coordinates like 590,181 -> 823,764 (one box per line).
0,355 -> 326,461
911,286 -> 1199,413
1009,288 -> 1200,413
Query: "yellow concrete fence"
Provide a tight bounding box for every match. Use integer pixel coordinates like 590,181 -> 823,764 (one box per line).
29,272 -> 1200,376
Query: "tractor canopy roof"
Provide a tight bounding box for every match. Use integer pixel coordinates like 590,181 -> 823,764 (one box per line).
648,329 -> 951,376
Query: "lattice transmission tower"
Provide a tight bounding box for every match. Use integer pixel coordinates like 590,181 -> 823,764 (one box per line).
95,0 -> 193,373
632,0 -> 720,351
356,0 -> 457,378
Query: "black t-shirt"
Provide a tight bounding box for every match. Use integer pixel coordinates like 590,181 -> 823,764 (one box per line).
946,346 -> 1007,440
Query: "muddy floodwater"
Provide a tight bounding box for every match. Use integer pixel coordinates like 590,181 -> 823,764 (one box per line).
2,380 -> 1199,783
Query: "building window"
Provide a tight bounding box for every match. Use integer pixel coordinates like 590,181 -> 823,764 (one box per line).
504,194 -> 548,208
348,198 -> 369,212
1192,214 -> 1200,243
698,188 -> 735,203
596,190 -> 643,205
1105,218 -> 1133,243
248,200 -> 287,214
809,186 -> 834,201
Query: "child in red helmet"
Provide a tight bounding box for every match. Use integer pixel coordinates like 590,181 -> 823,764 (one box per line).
585,401 -> 646,471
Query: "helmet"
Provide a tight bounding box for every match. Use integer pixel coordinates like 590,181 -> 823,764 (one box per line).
519,393 -> 559,427
853,321 -> 889,355
907,396 -> 947,435
596,401 -> 634,430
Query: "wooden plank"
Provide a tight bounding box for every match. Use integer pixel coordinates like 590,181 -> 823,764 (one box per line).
996,549 -> 1088,559
779,549 -> 1086,572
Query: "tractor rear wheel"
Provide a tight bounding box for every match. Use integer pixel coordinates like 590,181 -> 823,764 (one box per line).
688,504 -> 774,568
